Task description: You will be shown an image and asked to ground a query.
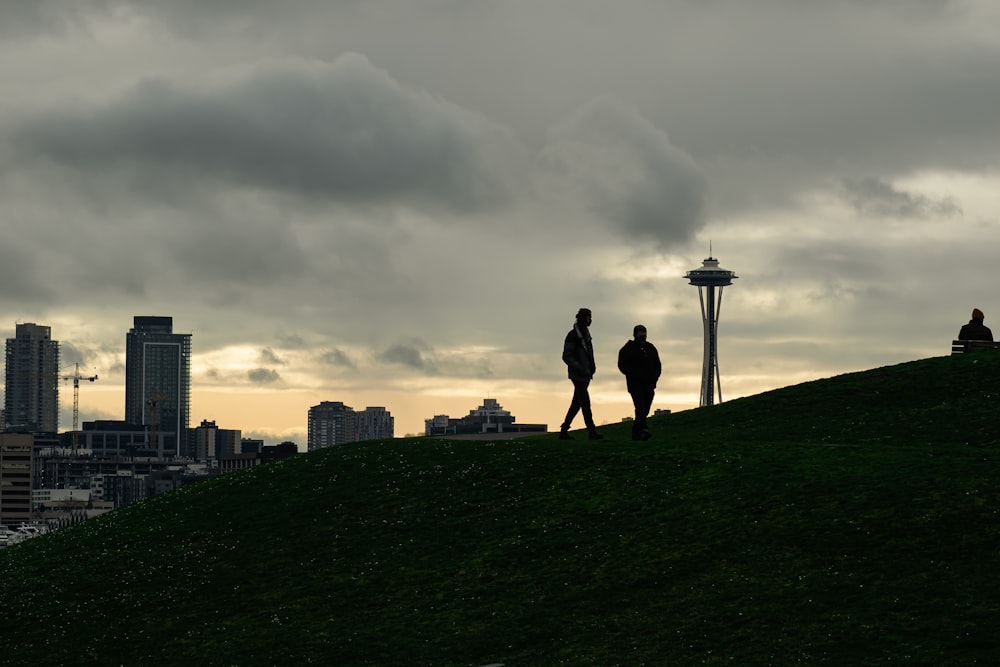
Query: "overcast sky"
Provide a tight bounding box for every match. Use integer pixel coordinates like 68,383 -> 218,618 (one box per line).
3,1 -> 999,441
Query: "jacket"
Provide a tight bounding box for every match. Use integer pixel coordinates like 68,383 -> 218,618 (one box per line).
958,320 -> 994,342
563,325 -> 596,381
617,339 -> 662,392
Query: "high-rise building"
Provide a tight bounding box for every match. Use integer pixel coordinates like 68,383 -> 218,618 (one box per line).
125,316 -> 191,458
357,406 -> 394,441
307,401 -> 356,451
4,323 -> 60,432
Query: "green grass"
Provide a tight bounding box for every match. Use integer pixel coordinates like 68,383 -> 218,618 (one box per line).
3,352 -> 1000,665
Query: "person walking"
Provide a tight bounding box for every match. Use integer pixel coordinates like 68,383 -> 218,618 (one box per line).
559,308 -> 603,440
618,324 -> 661,441
958,308 -> 994,341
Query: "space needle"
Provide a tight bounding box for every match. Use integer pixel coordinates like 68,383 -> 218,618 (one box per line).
685,251 -> 738,406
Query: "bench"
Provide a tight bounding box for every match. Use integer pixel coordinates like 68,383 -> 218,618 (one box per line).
951,339 -> 1000,355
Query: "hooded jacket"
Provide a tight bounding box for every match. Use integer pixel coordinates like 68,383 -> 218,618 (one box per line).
958,319 -> 994,342
617,338 -> 662,392
563,324 -> 596,381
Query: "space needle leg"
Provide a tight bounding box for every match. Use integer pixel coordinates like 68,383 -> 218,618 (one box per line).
715,287 -> 725,403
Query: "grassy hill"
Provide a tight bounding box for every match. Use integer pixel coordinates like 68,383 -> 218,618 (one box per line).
3,352 -> 1000,666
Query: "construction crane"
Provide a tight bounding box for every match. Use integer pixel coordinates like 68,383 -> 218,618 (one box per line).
62,363 -> 98,454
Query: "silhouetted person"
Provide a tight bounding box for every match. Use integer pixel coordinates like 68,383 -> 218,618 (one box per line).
559,308 -> 603,440
618,324 -> 661,440
958,308 -> 993,341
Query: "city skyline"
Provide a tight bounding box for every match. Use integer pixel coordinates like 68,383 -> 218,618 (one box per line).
2,3 -> 999,439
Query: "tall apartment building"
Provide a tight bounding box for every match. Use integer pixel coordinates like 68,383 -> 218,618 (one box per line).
4,323 -> 60,432
125,316 -> 191,458
357,406 -> 394,441
307,401 -> 357,451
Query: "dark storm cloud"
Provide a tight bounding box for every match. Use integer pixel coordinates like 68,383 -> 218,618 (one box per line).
376,341 -> 496,379
278,334 -> 307,349
322,349 -> 355,369
0,0 -> 90,37
258,348 -> 286,365
0,0 -> 346,39
10,54 -> 525,211
247,368 -> 280,383
841,178 -> 963,220
539,97 -> 707,251
163,214 -> 309,291
766,242 -> 888,285
0,246 -> 54,305
380,343 -> 427,370
58,342 -> 96,367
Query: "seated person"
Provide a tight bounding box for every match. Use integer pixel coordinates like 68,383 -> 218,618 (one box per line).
958,308 -> 994,341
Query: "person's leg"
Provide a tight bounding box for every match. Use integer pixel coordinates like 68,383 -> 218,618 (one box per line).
560,379 -> 586,438
636,387 -> 654,439
629,391 -> 643,439
575,380 -> 603,439
634,388 -> 650,430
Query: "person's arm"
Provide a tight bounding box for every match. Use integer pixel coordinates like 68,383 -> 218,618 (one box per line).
563,335 -> 585,375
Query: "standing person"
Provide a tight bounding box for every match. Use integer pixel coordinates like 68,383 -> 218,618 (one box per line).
618,324 -> 661,441
559,308 -> 603,440
958,308 -> 993,341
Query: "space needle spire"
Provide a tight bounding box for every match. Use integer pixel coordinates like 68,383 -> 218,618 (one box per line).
685,250 -> 738,406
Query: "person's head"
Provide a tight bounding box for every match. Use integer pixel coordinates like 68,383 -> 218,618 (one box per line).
973,308 -> 985,322
633,325 -> 647,342
576,308 -> 592,326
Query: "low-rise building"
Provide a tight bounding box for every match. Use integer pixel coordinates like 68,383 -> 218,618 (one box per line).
0,433 -> 34,526
424,398 -> 547,436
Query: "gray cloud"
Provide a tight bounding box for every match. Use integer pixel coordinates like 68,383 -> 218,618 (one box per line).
57,343 -> 94,368
841,178 -> 963,220
258,348 -> 287,365
0,1 -> 90,38
380,342 -> 427,370
373,339 -> 500,379
538,97 -> 707,251
0,245 -> 54,306
247,368 -> 281,383
9,54 -> 526,212
278,334 -> 307,349
165,215 -> 309,291
322,348 -> 355,368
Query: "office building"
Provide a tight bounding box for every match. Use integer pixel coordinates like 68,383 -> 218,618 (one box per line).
4,323 -> 60,432
191,419 -> 241,461
124,316 -> 191,458
0,433 -> 34,525
240,438 -> 265,454
307,401 -> 356,451
66,420 -> 152,458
